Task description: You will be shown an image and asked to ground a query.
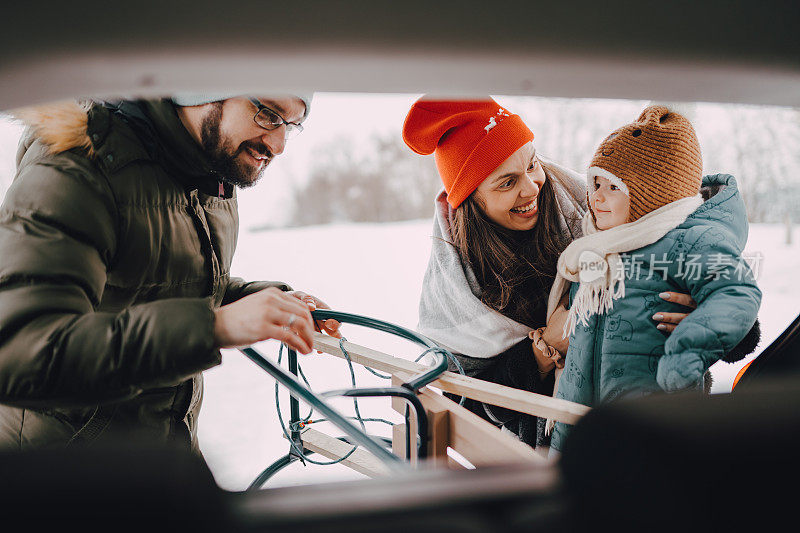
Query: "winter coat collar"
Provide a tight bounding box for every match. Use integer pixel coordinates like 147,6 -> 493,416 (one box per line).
14,99 -> 234,199
101,99 -> 233,198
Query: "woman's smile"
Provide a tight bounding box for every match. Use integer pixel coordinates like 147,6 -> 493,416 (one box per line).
510,198 -> 538,218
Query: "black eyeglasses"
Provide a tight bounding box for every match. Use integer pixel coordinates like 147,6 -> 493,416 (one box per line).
248,97 -> 304,139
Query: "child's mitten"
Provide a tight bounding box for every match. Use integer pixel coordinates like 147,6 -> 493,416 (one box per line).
656,352 -> 705,392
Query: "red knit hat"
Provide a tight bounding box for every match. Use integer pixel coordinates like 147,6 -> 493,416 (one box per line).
402,97 -> 534,208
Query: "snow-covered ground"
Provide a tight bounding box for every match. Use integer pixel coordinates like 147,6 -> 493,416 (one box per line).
199,220 -> 799,491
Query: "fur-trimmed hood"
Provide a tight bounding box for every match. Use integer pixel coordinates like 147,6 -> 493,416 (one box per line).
12,99 -> 232,199
12,101 -> 95,161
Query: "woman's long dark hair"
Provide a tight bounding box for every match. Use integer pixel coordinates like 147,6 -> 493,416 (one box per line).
451,164 -> 573,328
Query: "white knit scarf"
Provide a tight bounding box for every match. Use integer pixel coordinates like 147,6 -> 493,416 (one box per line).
547,193 -> 703,337
543,193 -> 703,434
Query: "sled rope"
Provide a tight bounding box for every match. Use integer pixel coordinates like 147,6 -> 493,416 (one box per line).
274,337 -> 466,467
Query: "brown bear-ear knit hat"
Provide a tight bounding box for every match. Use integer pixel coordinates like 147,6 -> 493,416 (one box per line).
587,105 -> 703,223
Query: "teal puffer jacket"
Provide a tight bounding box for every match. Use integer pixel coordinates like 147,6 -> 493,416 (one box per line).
551,174 -> 762,451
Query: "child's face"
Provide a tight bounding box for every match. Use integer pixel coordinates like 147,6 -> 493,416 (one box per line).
589,175 -> 630,229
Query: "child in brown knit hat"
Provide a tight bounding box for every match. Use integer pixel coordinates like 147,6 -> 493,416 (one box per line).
586,105 -> 703,225
544,105 -> 762,451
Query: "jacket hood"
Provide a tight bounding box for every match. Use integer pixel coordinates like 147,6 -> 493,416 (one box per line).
686,173 -> 750,253
13,101 -> 94,164
12,99 -> 232,198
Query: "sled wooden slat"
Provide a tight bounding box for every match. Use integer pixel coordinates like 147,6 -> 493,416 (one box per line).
426,405 -> 450,465
390,381 -> 543,466
287,427 -> 392,478
391,376 -> 449,466
391,422 -> 407,461
312,333 -> 589,425
418,387 -> 543,466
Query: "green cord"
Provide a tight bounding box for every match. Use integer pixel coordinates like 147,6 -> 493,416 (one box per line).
273,336 -> 466,467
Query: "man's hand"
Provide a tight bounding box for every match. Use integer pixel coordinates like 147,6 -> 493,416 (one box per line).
286,291 -> 342,339
213,287 -> 316,353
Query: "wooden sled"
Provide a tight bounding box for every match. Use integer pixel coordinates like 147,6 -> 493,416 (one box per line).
240,310 -> 589,488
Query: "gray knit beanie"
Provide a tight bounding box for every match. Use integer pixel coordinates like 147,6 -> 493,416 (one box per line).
171,93 -> 313,120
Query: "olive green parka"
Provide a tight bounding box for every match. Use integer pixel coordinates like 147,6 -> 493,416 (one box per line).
0,99 -> 286,450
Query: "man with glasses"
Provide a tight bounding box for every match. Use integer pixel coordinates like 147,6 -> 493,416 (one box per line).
174,94 -> 306,189
0,94 -> 339,451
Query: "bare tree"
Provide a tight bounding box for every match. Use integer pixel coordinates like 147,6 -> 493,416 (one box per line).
287,99 -> 800,227
290,132 -> 440,226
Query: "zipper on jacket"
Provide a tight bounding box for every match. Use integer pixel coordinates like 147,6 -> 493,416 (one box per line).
185,190 -> 220,297
593,313 -> 605,405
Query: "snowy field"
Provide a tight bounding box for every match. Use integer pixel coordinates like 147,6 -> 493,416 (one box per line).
199,220 -> 799,491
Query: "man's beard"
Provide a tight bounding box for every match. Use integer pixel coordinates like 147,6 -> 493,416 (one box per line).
199,104 -> 270,189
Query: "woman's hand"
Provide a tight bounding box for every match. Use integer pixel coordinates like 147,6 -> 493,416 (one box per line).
653,291 -> 698,333
529,328 -> 564,375
541,292 -> 571,354
541,318 -> 570,355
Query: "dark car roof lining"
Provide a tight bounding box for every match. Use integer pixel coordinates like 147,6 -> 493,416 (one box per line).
1,0 -> 798,379
1,0 -> 799,109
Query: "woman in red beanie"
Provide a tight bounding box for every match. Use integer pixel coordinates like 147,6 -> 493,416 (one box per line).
404,96 -> 700,447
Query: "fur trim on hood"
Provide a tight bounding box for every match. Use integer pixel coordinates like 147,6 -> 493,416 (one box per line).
11,101 -> 94,157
